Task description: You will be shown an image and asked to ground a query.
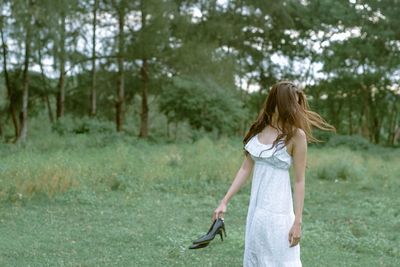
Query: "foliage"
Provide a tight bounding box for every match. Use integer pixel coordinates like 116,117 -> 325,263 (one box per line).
51,115 -> 115,135
0,0 -> 399,145
326,134 -> 373,150
159,76 -> 245,135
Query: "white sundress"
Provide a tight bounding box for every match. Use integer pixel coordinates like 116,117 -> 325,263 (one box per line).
243,133 -> 302,267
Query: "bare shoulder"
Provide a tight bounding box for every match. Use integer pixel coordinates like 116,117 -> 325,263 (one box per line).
287,128 -> 306,156
294,128 -> 306,138
289,128 -> 307,160
293,128 -> 307,145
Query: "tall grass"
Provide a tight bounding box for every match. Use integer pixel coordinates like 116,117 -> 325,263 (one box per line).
0,131 -> 399,266
1,131 -> 398,203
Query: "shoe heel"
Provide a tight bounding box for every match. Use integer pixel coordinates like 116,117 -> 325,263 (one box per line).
222,226 -> 227,237
219,230 -> 224,241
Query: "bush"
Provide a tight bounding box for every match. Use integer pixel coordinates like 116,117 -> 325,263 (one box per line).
315,160 -> 364,181
312,128 -> 336,143
307,148 -> 367,181
52,116 -> 115,135
158,76 -> 245,136
326,134 -> 372,150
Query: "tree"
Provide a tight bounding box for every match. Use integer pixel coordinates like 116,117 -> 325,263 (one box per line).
0,12 -> 19,139
135,0 -> 176,138
90,0 -> 99,116
159,75 -> 245,138
9,0 -> 35,143
110,0 -> 129,132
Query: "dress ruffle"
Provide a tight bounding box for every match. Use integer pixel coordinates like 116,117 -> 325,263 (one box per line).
244,134 -> 292,169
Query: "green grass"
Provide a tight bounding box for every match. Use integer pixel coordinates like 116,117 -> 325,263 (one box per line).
0,134 -> 399,266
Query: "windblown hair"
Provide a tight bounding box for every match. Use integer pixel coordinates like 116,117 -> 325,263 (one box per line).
243,80 -> 336,155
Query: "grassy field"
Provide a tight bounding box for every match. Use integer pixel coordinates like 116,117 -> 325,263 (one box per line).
0,134 -> 399,266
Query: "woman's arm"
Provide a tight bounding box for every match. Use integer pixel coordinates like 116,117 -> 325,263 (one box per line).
292,129 -> 307,225
212,153 -> 254,221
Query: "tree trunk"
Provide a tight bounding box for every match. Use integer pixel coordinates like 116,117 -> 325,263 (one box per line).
17,6 -> 33,143
335,100 -> 343,133
56,14 -> 66,119
361,83 -> 371,140
174,121 -> 178,141
367,90 -> 380,144
166,121 -> 170,138
387,102 -> 398,146
38,48 -> 54,123
90,0 -> 98,116
138,1 -> 149,138
372,114 -> 380,144
45,94 -> 54,123
0,21 -> 19,139
139,58 -> 149,138
348,97 -> 353,135
115,4 -> 125,132
394,126 -> 400,146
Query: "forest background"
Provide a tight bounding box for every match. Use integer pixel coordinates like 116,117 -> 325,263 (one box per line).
0,0 -> 399,144
0,0 -> 399,266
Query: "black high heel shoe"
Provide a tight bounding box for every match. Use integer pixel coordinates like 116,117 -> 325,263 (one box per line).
191,218 -> 227,245
188,219 -> 217,249
188,242 -> 210,249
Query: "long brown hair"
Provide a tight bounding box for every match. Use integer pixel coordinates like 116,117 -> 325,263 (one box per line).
243,80 -> 336,155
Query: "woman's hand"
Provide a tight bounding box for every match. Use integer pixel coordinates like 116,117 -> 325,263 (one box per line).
288,221 -> 302,247
212,201 -> 227,222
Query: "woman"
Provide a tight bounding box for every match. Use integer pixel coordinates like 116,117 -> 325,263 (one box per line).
212,81 -> 335,266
